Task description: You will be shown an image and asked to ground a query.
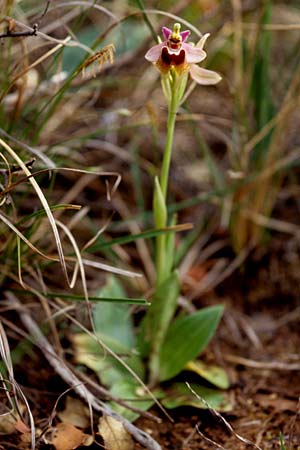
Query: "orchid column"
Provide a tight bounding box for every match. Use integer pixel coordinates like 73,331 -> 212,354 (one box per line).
145,23 -> 221,384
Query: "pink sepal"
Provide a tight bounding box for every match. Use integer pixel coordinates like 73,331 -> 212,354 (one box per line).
180,30 -> 191,42
162,27 -> 172,41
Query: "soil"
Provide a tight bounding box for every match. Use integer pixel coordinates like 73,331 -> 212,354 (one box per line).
2,237 -> 299,450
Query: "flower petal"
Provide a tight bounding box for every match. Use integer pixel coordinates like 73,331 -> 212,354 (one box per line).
180,30 -> 191,42
182,43 -> 206,63
196,33 -> 210,51
145,42 -> 165,62
190,65 -> 222,85
162,27 -> 172,41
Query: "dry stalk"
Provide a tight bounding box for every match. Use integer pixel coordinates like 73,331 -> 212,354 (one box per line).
187,382 -> 263,450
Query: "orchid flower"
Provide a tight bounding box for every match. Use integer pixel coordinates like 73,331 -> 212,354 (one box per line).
145,23 -> 221,86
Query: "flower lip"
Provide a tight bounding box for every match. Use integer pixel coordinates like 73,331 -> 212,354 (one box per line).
161,47 -> 186,67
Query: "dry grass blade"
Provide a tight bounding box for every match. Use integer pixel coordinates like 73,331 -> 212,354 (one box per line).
224,355 -> 300,371
55,220 -> 89,301
46,385 -> 93,434
144,9 -> 202,38
0,323 -> 35,450
0,144 -> 124,286
51,1 -> 118,23
0,210 -> 59,262
0,37 -> 72,104
187,243 -> 251,300
0,128 -> 56,169
1,167 -> 121,202
80,258 -> 142,278
0,323 -> 17,404
243,210 -> 300,236
195,425 -> 227,450
0,151 -> 12,207
230,0 -> 244,107
0,138 -> 69,283
186,382 -> 263,450
288,399 -> 300,449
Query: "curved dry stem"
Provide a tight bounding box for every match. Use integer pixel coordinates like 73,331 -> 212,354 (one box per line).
1,167 -> 121,202
49,1 -> 118,23
0,210 -> 59,262
0,323 -> 35,450
0,138 -> 69,284
0,151 -> 12,207
187,382 -> 263,450
144,9 -> 202,38
0,37 -> 72,104
81,214 -> 113,252
0,210 -> 141,280
0,128 -> 56,169
55,220 -> 88,299
80,258 -> 141,278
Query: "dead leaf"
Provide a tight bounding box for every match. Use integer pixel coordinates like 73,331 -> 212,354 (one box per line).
20,432 -> 32,444
46,422 -> 87,450
256,394 -> 298,412
58,397 -> 90,428
98,416 -> 134,450
0,413 -> 17,434
82,434 -> 94,446
15,418 -> 30,434
185,360 -> 230,389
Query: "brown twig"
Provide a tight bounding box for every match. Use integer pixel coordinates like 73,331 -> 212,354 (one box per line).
186,382 -> 263,450
0,24 -> 38,39
224,354 -> 300,370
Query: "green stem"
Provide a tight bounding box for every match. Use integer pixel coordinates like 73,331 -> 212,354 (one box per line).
160,84 -> 178,201
149,77 -> 180,384
156,78 -> 179,285
135,0 -> 158,43
155,233 -> 166,285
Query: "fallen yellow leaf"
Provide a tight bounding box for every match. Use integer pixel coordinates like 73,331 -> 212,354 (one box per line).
58,397 -> 90,428
46,422 -> 87,450
98,416 -> 134,450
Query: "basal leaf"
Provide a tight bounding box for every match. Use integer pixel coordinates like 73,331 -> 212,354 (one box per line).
139,271 -> 180,357
109,380 -> 164,422
93,275 -> 135,349
159,305 -> 224,381
72,333 -> 144,387
185,360 -> 230,389
161,382 -> 231,411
